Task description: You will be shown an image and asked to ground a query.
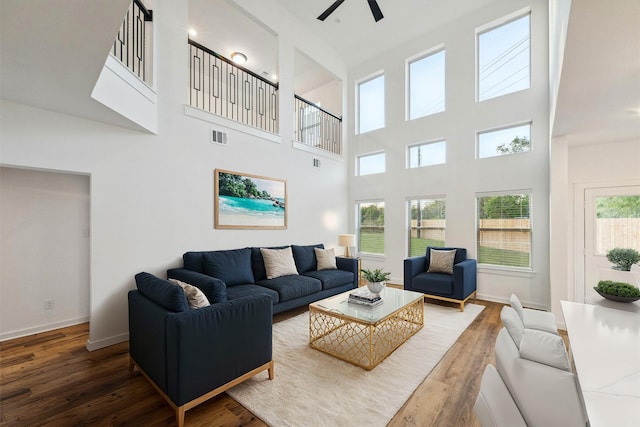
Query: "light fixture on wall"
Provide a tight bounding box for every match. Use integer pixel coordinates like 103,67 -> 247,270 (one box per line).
230,52 -> 247,65
338,234 -> 356,257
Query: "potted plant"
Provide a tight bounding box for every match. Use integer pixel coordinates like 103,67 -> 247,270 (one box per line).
361,268 -> 391,294
606,248 -> 640,271
594,280 -> 640,302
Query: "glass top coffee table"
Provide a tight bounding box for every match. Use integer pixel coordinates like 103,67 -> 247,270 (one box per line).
309,287 -> 425,370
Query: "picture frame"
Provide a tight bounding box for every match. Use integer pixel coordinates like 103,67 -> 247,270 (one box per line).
214,169 -> 287,229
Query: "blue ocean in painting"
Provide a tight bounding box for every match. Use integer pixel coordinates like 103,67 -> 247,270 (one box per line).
219,195 -> 285,217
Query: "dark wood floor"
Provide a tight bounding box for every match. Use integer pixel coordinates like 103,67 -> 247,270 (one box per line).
1,300 -> 507,426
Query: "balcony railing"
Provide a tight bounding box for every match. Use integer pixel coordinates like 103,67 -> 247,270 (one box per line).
189,39 -> 279,134
294,95 -> 342,155
112,0 -> 153,84
187,40 -> 342,155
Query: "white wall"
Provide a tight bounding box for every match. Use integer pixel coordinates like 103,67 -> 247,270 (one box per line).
550,137 -> 640,324
347,0 -> 551,308
0,167 -> 90,340
0,0 -> 349,349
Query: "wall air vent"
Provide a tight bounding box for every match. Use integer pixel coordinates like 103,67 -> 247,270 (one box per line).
210,129 -> 228,145
313,158 -> 321,168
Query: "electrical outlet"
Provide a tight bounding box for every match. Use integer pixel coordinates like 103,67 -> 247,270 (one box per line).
44,300 -> 54,310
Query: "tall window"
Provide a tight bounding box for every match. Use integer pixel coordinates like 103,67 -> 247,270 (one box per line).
357,152 -> 385,176
358,201 -> 385,255
478,14 -> 530,101
478,123 -> 531,158
408,49 -> 445,120
477,192 -> 532,268
408,197 -> 446,256
408,140 -> 446,168
357,74 -> 385,134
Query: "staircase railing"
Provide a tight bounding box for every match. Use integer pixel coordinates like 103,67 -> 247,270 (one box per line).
112,0 -> 153,84
189,39 -> 279,134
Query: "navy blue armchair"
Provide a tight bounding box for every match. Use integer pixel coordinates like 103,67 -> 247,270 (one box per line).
404,247 -> 477,311
128,272 -> 274,427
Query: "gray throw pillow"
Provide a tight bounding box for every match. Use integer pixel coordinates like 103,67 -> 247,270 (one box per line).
427,249 -> 456,274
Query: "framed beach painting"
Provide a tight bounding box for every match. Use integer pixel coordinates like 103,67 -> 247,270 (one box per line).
214,169 -> 287,229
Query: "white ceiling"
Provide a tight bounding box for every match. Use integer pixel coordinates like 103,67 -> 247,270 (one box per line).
273,0 -> 495,67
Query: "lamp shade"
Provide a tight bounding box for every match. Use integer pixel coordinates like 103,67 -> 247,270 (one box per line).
338,234 -> 356,247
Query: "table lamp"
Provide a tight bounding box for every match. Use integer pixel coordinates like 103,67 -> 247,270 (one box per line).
338,234 -> 356,257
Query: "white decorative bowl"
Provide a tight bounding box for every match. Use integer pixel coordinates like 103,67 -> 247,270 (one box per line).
366,281 -> 385,294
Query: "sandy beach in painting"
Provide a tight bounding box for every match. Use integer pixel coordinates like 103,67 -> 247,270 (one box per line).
217,195 -> 285,227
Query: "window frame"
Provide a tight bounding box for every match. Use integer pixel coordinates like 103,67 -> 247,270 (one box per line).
357,151 -> 386,176
407,139 -> 447,168
477,122 -> 532,159
356,71 -> 385,135
356,200 -> 386,257
476,190 -> 533,271
406,44 -> 446,121
476,8 -> 531,102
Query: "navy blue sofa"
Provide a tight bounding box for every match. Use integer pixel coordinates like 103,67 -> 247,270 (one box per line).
128,272 -> 274,427
404,246 -> 477,311
167,244 -> 359,314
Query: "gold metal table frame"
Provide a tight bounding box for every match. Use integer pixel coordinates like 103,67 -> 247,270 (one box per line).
309,288 -> 425,370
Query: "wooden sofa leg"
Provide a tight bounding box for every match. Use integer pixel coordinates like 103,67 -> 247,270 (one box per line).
460,301 -> 465,312
176,406 -> 185,427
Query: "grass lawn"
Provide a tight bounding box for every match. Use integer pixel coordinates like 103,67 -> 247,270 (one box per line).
359,231 -> 384,254
479,246 -> 530,268
409,237 -> 445,256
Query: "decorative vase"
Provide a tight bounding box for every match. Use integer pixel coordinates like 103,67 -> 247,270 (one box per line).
366,281 -> 385,294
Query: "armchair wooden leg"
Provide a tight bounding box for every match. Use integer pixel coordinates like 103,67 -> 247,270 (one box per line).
268,360 -> 275,380
460,301 -> 464,312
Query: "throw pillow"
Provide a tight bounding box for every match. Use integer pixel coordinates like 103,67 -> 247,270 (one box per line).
315,247 -> 337,270
202,247 -> 254,286
169,279 -> 210,309
427,249 -> 456,274
292,244 -> 324,273
260,247 -> 299,279
500,306 -> 525,348
519,329 -> 571,372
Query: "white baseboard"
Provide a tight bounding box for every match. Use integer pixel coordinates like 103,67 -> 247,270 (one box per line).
476,293 -> 550,312
0,316 -> 89,342
86,332 -> 129,352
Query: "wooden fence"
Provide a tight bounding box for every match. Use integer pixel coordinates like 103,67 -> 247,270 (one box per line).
596,218 -> 640,253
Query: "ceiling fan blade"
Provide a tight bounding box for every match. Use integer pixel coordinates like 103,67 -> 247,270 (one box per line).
317,0 -> 346,21
367,0 -> 384,22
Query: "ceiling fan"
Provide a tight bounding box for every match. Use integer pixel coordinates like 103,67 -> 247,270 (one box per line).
317,0 -> 384,22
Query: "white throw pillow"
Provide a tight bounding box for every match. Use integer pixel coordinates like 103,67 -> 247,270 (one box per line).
427,249 -> 456,274
315,247 -> 337,270
500,306 -> 524,348
519,329 -> 571,372
169,278 -> 210,309
260,247 -> 299,279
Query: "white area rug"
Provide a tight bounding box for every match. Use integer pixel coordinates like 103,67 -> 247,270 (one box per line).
227,302 -> 485,427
